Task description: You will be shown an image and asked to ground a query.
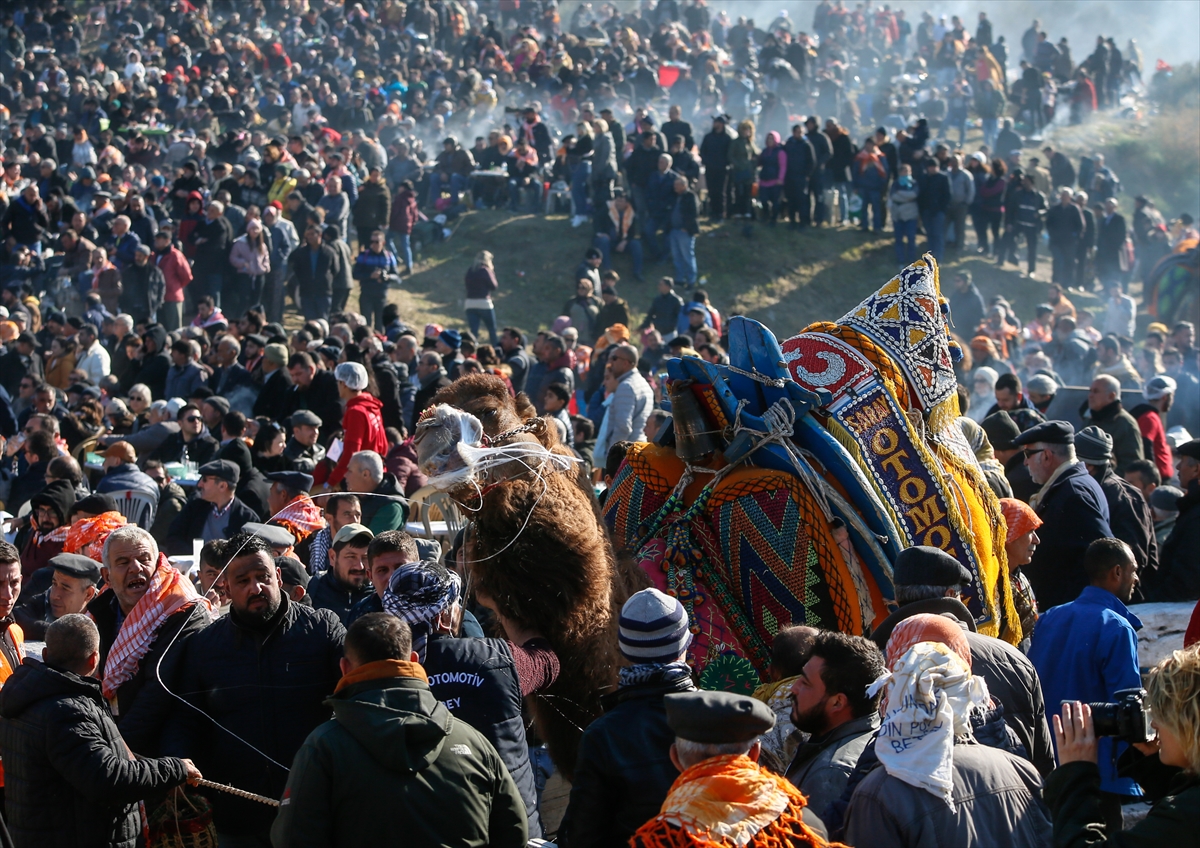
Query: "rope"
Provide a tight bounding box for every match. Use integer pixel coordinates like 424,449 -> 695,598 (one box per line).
196,778 -> 280,807
724,364 -> 790,388
730,398 -> 833,521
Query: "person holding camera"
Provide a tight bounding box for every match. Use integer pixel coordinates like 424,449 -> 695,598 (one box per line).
1029,538 -> 1144,832
1047,645 -> 1200,844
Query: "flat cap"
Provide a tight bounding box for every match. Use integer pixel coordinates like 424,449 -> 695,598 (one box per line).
242,522 -> 296,550
198,459 -> 240,485
893,545 -> 973,589
266,470 -> 314,492
981,411 -> 1021,452
332,523 -> 374,548
204,395 -> 230,415
1149,485 -> 1184,513
1075,426 -> 1113,464
664,690 -> 775,743
290,409 -> 323,428
1011,419 -> 1075,447
49,553 -> 102,582
1025,374 -> 1059,396
276,555 -> 310,589
1176,439 -> 1200,461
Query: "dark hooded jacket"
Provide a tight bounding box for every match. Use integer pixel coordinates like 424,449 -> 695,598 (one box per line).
0,660 -> 189,848
161,596 -> 345,838
269,665 -> 528,848
124,325 -> 171,399
1092,463 -> 1158,577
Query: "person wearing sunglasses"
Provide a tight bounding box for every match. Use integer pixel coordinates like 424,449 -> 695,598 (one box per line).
149,403 -> 219,466
1010,420 -> 1112,611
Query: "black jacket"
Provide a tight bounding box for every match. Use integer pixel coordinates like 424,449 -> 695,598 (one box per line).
0,661 -> 189,848
1146,481 -> 1200,602
118,262 -> 165,324
150,432 -> 219,466
189,215 -> 234,276
280,369 -> 343,440
667,189 -> 700,236
918,170 -> 952,215
253,367 -> 294,418
1026,462 -> 1112,609
85,590 -> 212,757
783,134 -> 817,186
165,496 -> 259,555
870,597 -> 1055,775
425,633 -> 542,836
1096,211 -> 1127,265
307,570 -> 373,624
699,127 -> 734,170
560,674 -> 696,848
287,242 -> 338,298
1046,202 -> 1084,245
162,597 -> 345,838
1093,464 -> 1158,575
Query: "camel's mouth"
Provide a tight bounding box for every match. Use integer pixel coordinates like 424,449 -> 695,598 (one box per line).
414,404 -> 485,487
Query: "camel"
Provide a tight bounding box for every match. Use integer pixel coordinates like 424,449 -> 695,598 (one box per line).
414,374 -> 629,780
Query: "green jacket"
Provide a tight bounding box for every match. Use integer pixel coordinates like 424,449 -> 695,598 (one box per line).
729,136 -> 759,177
1045,760 -> 1200,847
367,500 -> 407,535
270,670 -> 528,848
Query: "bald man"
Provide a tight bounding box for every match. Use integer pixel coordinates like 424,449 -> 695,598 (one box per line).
1082,375 -> 1144,474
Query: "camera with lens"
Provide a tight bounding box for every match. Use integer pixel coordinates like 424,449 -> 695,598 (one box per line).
1087,688 -> 1156,744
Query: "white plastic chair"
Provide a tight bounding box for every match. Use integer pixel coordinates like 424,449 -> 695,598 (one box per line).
407,486 -> 465,547
108,489 -> 157,530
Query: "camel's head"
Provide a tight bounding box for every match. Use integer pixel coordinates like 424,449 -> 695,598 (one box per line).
414,375 -> 554,491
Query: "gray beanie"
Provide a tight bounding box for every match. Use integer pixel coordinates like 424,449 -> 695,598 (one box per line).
1075,426 -> 1113,464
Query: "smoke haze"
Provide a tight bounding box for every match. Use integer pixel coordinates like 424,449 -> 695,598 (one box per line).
579,0 -> 1200,66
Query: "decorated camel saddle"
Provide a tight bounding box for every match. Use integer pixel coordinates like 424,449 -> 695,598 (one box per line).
604,255 -> 1020,691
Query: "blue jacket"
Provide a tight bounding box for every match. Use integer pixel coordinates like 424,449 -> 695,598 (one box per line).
1028,586 -> 1142,797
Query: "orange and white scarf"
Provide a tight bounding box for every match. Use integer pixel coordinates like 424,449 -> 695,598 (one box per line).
64,511 -> 129,561
273,495 -> 326,542
634,755 -> 838,848
98,555 -> 208,705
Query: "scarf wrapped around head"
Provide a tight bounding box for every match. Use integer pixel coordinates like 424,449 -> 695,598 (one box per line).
869,637 -> 990,809
886,612 -> 973,669
999,497 -> 1042,545
64,511 -> 129,561
382,560 -> 461,661
273,495 -> 326,542
96,554 -> 208,706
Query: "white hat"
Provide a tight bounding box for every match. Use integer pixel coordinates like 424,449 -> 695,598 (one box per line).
335,362 -> 369,391
1143,375 -> 1177,401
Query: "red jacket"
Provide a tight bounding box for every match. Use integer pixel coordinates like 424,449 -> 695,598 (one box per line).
389,186 -> 419,234
328,392 -> 388,486
1134,405 -> 1173,482
155,245 -> 193,303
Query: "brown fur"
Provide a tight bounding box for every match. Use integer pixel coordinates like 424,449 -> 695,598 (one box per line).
429,375 -> 628,780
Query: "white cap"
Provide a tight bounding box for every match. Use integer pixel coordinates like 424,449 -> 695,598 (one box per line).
335,361 -> 369,391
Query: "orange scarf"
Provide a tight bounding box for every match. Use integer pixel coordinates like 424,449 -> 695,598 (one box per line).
64,511 -> 129,561
334,658 -> 428,694
273,495 -> 325,542
633,755 -> 842,848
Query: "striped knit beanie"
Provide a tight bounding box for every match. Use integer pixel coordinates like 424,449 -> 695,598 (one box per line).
619,588 -> 692,663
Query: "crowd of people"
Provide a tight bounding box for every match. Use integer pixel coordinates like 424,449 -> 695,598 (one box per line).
0,0 -> 1195,846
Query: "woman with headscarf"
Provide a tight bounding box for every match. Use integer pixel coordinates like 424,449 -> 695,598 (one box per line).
967,365 -> 999,422
842,614 -> 1053,847
756,131 -> 788,225
229,218 -> 270,317
1000,499 -> 1043,644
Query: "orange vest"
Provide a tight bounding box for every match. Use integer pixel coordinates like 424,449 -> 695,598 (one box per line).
0,622 -> 26,787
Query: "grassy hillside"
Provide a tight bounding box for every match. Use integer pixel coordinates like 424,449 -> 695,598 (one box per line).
348,210 -> 1098,343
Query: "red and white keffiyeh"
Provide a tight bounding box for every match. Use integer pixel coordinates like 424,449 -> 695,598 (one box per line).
98,554 -> 208,704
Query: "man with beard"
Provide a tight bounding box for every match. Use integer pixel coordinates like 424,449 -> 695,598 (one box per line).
784,631 -> 885,819
307,524 -> 374,623
20,478 -> 76,579
163,530 -> 344,845
0,542 -> 26,687
87,525 -> 211,756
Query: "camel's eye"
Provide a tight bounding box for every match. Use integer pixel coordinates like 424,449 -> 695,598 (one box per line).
483,408 -> 497,419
